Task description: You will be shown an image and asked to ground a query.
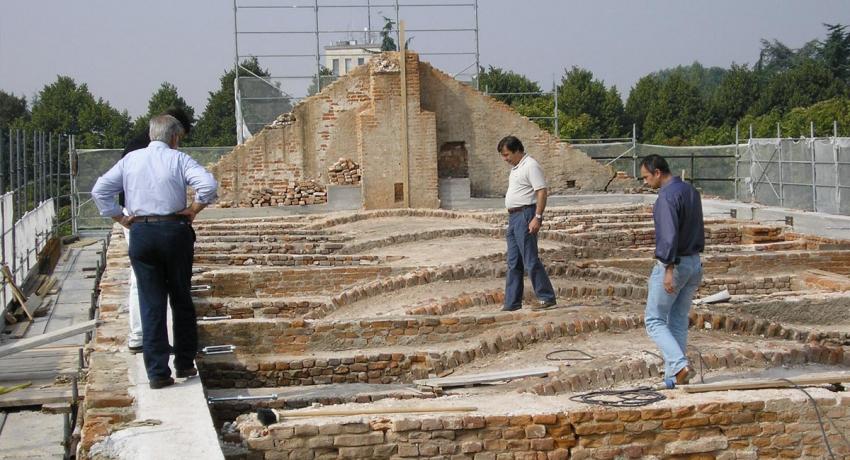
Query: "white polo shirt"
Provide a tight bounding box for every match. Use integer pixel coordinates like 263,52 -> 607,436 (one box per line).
505,154 -> 547,209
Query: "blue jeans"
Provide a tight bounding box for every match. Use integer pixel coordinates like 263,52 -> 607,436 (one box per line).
644,255 -> 703,379
129,220 -> 197,381
504,206 -> 556,308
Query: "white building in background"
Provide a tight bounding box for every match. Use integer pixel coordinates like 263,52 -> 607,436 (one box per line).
325,40 -> 381,76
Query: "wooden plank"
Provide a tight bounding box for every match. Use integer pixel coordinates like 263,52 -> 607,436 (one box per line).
413,366 -> 559,388
0,319 -> 98,359
1,264 -> 33,321
0,387 -> 73,408
681,371 -> 850,393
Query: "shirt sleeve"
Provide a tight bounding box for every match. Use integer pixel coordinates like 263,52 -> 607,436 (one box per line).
653,194 -> 680,265
181,153 -> 219,205
91,160 -> 125,217
528,160 -> 547,191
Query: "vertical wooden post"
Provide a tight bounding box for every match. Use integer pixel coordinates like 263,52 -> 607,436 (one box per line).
399,20 -> 410,208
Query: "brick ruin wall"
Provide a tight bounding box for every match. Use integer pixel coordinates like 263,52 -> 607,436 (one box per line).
417,61 -> 633,197
208,52 -> 637,209
236,391 -> 850,459
357,53 -> 439,209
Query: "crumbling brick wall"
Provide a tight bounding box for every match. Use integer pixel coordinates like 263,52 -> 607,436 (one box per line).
418,62 -> 634,197
357,53 -> 439,209
210,51 -> 637,208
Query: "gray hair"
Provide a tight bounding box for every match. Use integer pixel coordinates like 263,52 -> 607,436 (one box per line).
149,115 -> 185,144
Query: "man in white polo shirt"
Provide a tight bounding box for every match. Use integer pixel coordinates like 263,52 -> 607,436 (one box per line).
499,136 -> 556,311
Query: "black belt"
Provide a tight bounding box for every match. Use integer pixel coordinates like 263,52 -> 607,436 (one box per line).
134,214 -> 186,223
507,204 -> 534,214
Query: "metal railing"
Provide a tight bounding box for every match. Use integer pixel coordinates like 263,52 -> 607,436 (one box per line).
0,128 -> 74,312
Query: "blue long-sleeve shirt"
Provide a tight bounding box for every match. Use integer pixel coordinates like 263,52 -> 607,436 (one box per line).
92,141 -> 218,217
653,176 -> 704,265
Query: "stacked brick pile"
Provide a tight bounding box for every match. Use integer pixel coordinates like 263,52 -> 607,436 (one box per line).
327,157 -> 361,185
241,180 -> 327,207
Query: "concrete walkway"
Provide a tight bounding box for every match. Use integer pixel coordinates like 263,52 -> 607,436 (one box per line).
88,353 -> 223,460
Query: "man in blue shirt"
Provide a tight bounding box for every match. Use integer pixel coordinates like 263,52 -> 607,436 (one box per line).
92,115 -> 218,389
639,154 -> 704,386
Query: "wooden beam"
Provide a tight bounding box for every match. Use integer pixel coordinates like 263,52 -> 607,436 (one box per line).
0,387 -> 73,408
398,20 -> 410,208
0,320 -> 99,359
681,371 -> 850,393
413,366 -> 558,388
2,264 -> 33,321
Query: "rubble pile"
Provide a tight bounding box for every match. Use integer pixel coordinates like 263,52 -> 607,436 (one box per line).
327,157 -> 361,186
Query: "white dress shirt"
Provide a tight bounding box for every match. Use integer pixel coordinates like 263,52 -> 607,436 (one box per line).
505,154 -> 547,209
92,141 -> 218,217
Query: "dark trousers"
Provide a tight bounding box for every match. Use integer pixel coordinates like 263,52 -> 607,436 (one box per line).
504,206 -> 556,308
128,221 -> 197,381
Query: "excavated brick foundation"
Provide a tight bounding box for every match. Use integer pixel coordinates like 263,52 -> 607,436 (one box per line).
81,202 -> 850,459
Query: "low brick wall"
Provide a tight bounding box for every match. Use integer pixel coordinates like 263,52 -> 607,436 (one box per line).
599,250 -> 850,277
699,275 -> 793,296
572,225 -> 742,249
195,297 -> 332,319
235,390 -> 850,459
198,314 -> 524,355
194,240 -> 346,255
194,266 -> 392,297
193,253 -> 382,267
198,313 -> 645,389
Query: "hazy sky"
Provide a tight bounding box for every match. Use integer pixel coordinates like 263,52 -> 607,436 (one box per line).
1,0 -> 848,118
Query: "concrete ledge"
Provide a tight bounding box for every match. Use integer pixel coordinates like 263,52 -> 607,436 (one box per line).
438,178 -> 471,206
327,185 -> 361,211
88,355 -> 223,460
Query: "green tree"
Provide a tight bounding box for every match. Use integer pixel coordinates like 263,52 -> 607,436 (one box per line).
76,97 -> 133,149
557,66 -> 626,139
818,23 -> 850,84
512,96 -> 555,132
380,17 -> 397,51
656,62 -> 727,99
751,58 -> 844,115
193,57 -> 273,147
709,63 -> 758,125
131,82 -> 196,141
307,67 -> 336,96
625,75 -> 662,140
29,76 -> 131,148
643,71 -> 707,144
0,90 -> 29,128
476,66 -> 542,105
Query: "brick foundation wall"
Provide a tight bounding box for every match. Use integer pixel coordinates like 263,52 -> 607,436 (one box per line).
198,314 -> 524,355
599,250 -> 850,276
194,266 -> 391,297
236,390 -> 850,459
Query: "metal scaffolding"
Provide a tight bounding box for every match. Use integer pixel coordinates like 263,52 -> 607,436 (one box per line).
232,0 -> 480,143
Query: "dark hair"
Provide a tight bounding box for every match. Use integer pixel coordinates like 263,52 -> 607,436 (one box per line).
497,135 -> 524,154
163,106 -> 193,135
640,154 -> 671,175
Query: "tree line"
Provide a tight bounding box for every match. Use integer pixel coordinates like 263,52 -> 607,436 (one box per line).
479,23 -> 850,144
1,24 -> 849,149
0,58 -> 271,149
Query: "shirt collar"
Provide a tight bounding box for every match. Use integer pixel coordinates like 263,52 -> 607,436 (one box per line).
661,176 -> 683,190
511,154 -> 528,170
148,140 -> 170,149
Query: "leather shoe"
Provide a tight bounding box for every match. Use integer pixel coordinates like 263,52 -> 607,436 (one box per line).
149,377 -> 175,390
128,345 -> 143,354
675,366 -> 695,385
535,299 -> 557,310
176,367 -> 198,379
501,304 -> 521,312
